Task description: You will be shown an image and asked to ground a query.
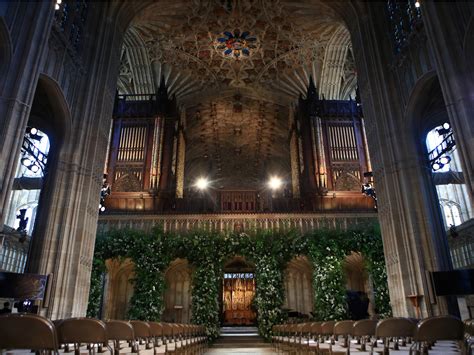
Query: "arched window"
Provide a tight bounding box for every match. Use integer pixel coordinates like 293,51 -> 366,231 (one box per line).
425,123 -> 472,229
5,127 -> 50,236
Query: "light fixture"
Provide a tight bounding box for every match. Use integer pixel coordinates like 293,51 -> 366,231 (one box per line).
21,157 -> 32,167
437,122 -> 452,136
30,127 -> 38,135
414,1 -> 420,8
30,164 -> 40,173
268,176 -> 283,190
439,156 -> 451,165
432,162 -> 443,171
195,177 -> 209,190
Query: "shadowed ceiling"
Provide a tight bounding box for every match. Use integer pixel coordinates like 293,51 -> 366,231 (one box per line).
118,0 -> 357,190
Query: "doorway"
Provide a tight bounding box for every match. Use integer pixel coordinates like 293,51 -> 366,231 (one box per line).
222,257 -> 256,326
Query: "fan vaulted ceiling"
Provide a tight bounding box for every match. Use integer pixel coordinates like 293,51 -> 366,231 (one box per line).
118,0 -> 356,105
118,0 -> 357,190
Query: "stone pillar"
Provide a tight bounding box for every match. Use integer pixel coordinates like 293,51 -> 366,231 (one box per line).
0,2 -> 53,226
421,2 -> 474,211
347,3 -> 458,318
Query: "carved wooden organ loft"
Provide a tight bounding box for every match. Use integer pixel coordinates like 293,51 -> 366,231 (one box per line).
104,79 -> 375,214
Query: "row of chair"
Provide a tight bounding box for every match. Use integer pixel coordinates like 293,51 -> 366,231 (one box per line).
0,313 -> 208,355
272,316 -> 472,354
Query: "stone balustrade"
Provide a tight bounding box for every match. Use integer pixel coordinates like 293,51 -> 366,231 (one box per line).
0,226 -> 30,273
448,218 -> 474,269
97,212 -> 379,234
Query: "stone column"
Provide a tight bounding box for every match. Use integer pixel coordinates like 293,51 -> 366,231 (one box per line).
347,3 -> 458,318
0,2 -> 54,226
421,2 -> 474,211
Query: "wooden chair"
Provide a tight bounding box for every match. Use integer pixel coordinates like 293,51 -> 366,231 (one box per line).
307,322 -> 323,354
161,323 -> 175,353
352,319 -> 377,352
147,322 -> 165,354
0,313 -> 59,354
106,320 -> 137,355
56,317 -> 111,355
318,321 -> 336,354
409,316 -> 466,355
130,320 -> 153,351
376,317 -> 417,354
331,320 -> 354,354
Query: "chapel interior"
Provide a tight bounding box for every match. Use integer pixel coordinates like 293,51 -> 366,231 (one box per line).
1,0 -> 474,353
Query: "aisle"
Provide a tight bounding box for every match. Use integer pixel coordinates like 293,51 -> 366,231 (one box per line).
204,326 -> 276,354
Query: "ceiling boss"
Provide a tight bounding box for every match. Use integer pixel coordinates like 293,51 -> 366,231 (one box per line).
216,30 -> 258,59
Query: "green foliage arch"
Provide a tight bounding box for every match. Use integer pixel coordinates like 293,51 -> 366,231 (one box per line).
87,224 -> 391,340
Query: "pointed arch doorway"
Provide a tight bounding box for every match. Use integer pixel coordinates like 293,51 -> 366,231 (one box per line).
222,256 -> 256,326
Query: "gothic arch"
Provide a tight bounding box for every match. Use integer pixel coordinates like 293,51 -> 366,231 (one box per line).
163,258 -> 192,323
343,252 -> 375,319
36,74 -> 72,150
283,256 -> 313,317
405,71 -> 447,138
0,17 -> 11,88
103,258 -> 135,320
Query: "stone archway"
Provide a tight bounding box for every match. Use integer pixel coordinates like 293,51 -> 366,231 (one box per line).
222,256 -> 256,326
103,258 -> 135,320
163,258 -> 192,323
283,256 -> 313,318
343,252 -> 374,319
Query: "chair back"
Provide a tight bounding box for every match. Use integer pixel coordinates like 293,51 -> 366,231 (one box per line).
376,317 -> 416,338
321,320 -> 336,335
148,322 -> 163,337
0,313 -> 58,351
130,320 -> 151,338
353,319 -> 378,337
415,316 -> 464,342
334,320 -> 354,336
310,322 -> 322,336
57,318 -> 107,344
106,320 -> 135,341
162,323 -> 173,337
301,322 -> 312,334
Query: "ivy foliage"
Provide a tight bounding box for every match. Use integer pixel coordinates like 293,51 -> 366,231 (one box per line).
87,223 -> 390,341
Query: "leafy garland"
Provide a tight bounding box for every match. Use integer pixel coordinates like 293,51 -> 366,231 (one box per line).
87,223 -> 391,340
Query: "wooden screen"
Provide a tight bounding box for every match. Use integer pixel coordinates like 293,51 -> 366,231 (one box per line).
223,273 -> 256,325
220,191 -> 256,212
324,120 -> 362,191
111,121 -> 154,192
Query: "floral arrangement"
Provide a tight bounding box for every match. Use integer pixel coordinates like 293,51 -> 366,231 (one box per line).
87,223 -> 390,341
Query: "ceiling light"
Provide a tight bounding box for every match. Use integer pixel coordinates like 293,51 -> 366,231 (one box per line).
268,176 -> 283,190
442,122 -> 450,130
415,1 -> 420,8
432,162 -> 443,171
195,177 -> 209,190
